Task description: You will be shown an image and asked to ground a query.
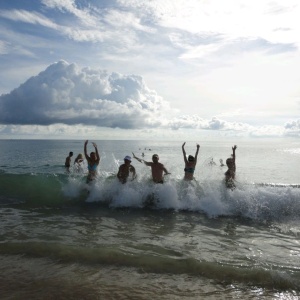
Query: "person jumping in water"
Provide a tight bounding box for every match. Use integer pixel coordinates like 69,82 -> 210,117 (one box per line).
117,155 -> 136,184
132,152 -> 170,184
182,142 -> 200,181
84,140 -> 100,183
224,145 -> 237,189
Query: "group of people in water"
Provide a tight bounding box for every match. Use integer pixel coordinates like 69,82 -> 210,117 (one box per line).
65,140 -> 237,189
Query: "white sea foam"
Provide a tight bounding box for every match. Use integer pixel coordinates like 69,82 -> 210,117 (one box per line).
61,172 -> 300,222
281,148 -> 300,155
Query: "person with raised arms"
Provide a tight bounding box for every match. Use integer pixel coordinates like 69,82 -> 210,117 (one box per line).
132,152 -> 170,184
182,142 -> 200,181
224,145 -> 237,189
84,140 -> 100,183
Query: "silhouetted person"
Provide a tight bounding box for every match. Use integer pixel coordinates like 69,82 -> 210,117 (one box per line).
132,153 -> 170,183
225,145 -> 237,189
84,140 -> 100,183
65,151 -> 73,168
117,156 -> 136,184
182,142 -> 200,181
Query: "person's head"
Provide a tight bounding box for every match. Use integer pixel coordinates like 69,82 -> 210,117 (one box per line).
90,151 -> 96,160
77,153 -> 83,159
69,151 -> 73,157
226,158 -> 234,167
152,154 -> 159,162
124,155 -> 132,164
188,155 -> 195,162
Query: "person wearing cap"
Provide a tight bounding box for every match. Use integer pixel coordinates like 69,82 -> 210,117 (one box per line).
224,145 -> 237,189
117,155 -> 136,184
132,152 -> 170,184
182,142 -> 200,181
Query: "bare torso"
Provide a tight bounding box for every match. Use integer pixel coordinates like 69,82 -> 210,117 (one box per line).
146,162 -> 165,183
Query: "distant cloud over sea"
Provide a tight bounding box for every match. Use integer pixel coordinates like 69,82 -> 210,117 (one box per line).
0,60 -> 299,138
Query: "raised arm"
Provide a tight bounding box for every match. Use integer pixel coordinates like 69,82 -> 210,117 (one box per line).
92,142 -> 100,164
232,145 -> 237,162
132,152 -> 153,166
182,142 -> 188,164
194,144 -> 200,161
132,152 -> 143,163
84,140 -> 89,160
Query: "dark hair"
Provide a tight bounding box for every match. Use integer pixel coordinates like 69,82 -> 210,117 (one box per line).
69,151 -> 73,156
226,158 -> 233,165
188,155 -> 194,162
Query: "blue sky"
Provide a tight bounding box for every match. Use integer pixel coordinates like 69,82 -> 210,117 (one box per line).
0,0 -> 299,139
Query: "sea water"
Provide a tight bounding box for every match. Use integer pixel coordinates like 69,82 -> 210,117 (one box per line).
0,139 -> 299,299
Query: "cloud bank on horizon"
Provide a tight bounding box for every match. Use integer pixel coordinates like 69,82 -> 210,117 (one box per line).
0,0 -> 300,138
0,60 -> 299,138
0,60 -> 172,129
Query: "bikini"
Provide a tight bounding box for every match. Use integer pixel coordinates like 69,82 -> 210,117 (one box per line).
86,163 -> 98,183
88,164 -> 97,172
184,167 -> 195,174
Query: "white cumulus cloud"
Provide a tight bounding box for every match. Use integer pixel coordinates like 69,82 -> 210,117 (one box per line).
0,60 -> 299,139
284,119 -> 300,136
0,60 -> 173,129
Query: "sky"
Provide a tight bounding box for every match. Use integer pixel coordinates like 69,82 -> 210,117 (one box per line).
0,0 -> 299,140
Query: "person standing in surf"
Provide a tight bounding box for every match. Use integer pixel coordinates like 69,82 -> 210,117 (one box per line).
74,153 -> 84,173
65,151 -> 73,168
132,153 -> 170,184
117,155 -> 136,184
74,153 -> 84,165
84,140 -> 100,183
182,142 -> 200,181
219,159 -> 225,167
224,145 -> 237,189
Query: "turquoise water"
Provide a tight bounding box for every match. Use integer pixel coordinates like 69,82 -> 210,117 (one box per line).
0,139 -> 300,299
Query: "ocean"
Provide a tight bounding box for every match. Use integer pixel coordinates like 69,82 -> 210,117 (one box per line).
0,138 -> 299,299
